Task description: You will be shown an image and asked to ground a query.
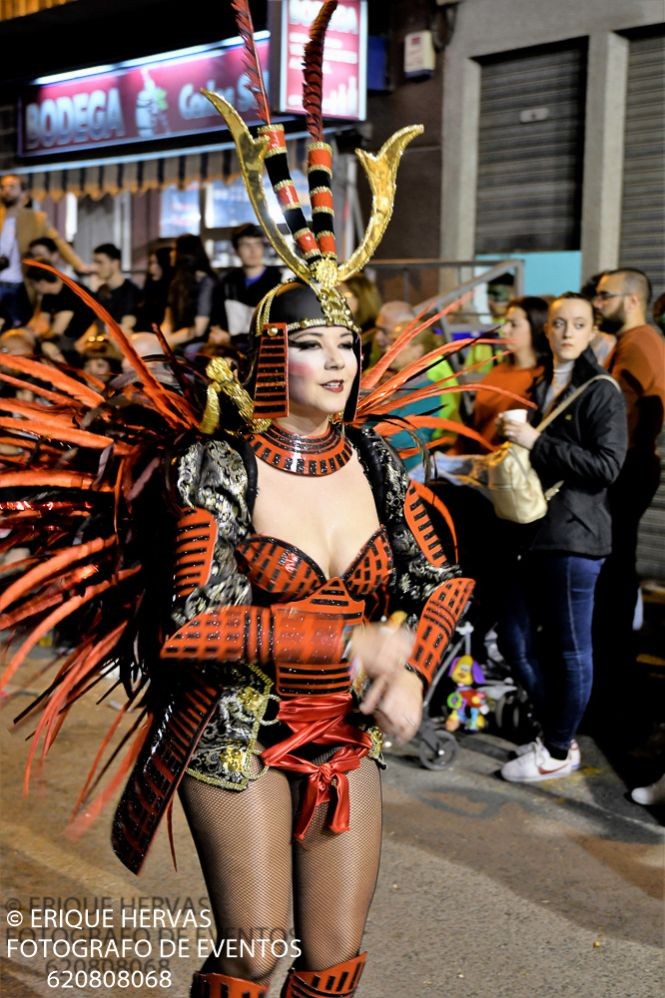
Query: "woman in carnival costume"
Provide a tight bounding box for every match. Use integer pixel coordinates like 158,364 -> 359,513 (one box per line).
0,4 -> 474,995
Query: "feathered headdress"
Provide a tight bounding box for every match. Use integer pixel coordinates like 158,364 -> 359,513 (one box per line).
0,7 -> 533,847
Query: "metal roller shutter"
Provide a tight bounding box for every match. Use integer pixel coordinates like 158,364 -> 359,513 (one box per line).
619,30 -> 665,303
475,42 -> 586,253
623,32 -> 665,582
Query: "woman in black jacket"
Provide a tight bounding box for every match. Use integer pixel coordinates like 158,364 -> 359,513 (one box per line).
497,292 -> 627,782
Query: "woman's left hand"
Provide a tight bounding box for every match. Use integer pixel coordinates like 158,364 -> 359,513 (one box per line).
359,667 -> 424,745
498,416 -> 540,450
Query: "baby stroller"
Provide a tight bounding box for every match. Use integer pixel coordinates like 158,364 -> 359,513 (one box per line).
400,475 -> 537,768
413,620 -> 536,770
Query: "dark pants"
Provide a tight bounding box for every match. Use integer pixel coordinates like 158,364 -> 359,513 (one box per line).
499,552 -> 604,754
0,280 -> 31,329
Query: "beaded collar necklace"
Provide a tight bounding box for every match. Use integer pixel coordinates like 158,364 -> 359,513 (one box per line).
250,422 -> 352,476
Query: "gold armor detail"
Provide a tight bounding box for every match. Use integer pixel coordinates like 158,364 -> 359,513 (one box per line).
368,726 -> 384,759
311,257 -> 339,291
199,357 -> 270,435
237,686 -> 267,715
218,745 -> 247,772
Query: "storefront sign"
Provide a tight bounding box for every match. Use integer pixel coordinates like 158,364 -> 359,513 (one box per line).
270,0 -> 367,121
19,40 -> 271,157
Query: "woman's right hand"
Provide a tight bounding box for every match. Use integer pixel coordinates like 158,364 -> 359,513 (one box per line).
497,415 -> 540,450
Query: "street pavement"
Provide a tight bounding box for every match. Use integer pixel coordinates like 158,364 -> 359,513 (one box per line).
0,660 -> 662,998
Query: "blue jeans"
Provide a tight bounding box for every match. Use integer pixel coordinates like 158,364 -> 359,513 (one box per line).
499,552 -> 604,754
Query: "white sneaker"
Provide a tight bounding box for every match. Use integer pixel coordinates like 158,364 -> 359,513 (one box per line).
515,737 -> 580,770
630,774 -> 665,806
501,741 -> 579,783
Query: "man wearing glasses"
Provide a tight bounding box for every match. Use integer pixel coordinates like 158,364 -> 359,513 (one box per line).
592,268 -> 665,708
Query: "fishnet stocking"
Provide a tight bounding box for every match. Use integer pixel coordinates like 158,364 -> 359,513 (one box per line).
179,756 -> 292,983
293,755 -> 381,970
179,750 -> 382,983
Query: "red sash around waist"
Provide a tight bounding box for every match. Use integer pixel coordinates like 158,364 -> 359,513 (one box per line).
260,692 -> 371,840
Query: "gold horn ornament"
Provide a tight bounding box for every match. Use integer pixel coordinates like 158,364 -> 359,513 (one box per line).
202,87 -> 423,284
337,124 -> 424,281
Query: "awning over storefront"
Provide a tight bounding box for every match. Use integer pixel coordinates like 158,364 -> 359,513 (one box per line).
16,148 -> 241,201
13,123 -> 350,202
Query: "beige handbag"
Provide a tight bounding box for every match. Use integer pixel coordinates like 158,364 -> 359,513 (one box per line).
469,375 -> 617,524
483,441 -> 552,523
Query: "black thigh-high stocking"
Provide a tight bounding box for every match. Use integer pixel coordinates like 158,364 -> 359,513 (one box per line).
179,762 -> 293,983
292,756 -> 382,970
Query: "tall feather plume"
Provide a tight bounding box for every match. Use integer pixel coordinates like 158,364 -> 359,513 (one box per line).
303,0 -> 338,141
231,0 -> 271,124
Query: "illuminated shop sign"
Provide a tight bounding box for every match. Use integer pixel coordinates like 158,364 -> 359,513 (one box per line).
19,40 -> 271,157
271,0 -> 366,121
20,6 -> 367,160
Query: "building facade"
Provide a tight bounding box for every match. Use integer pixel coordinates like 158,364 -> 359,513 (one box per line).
439,0 -> 664,298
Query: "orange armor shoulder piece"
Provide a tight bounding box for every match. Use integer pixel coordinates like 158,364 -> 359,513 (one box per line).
172,506 -> 218,599
406,577 -> 475,685
404,481 -> 455,566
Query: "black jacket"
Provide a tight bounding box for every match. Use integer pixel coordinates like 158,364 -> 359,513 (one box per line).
528,347 -> 627,557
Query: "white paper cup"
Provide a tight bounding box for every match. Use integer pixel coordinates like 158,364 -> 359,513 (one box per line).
503,408 -> 528,423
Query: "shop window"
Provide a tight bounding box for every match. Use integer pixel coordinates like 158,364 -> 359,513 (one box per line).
159,183 -> 201,238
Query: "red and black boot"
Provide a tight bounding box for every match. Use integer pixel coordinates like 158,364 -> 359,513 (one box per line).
281,953 -> 366,997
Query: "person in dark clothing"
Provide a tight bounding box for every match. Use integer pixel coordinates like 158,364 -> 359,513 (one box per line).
25,238 -> 68,337
136,245 -> 174,331
25,267 -> 95,365
497,293 -> 627,782
209,223 -> 282,354
0,173 -> 89,329
163,234 -> 215,353
591,268 -> 665,705
92,243 -> 141,331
